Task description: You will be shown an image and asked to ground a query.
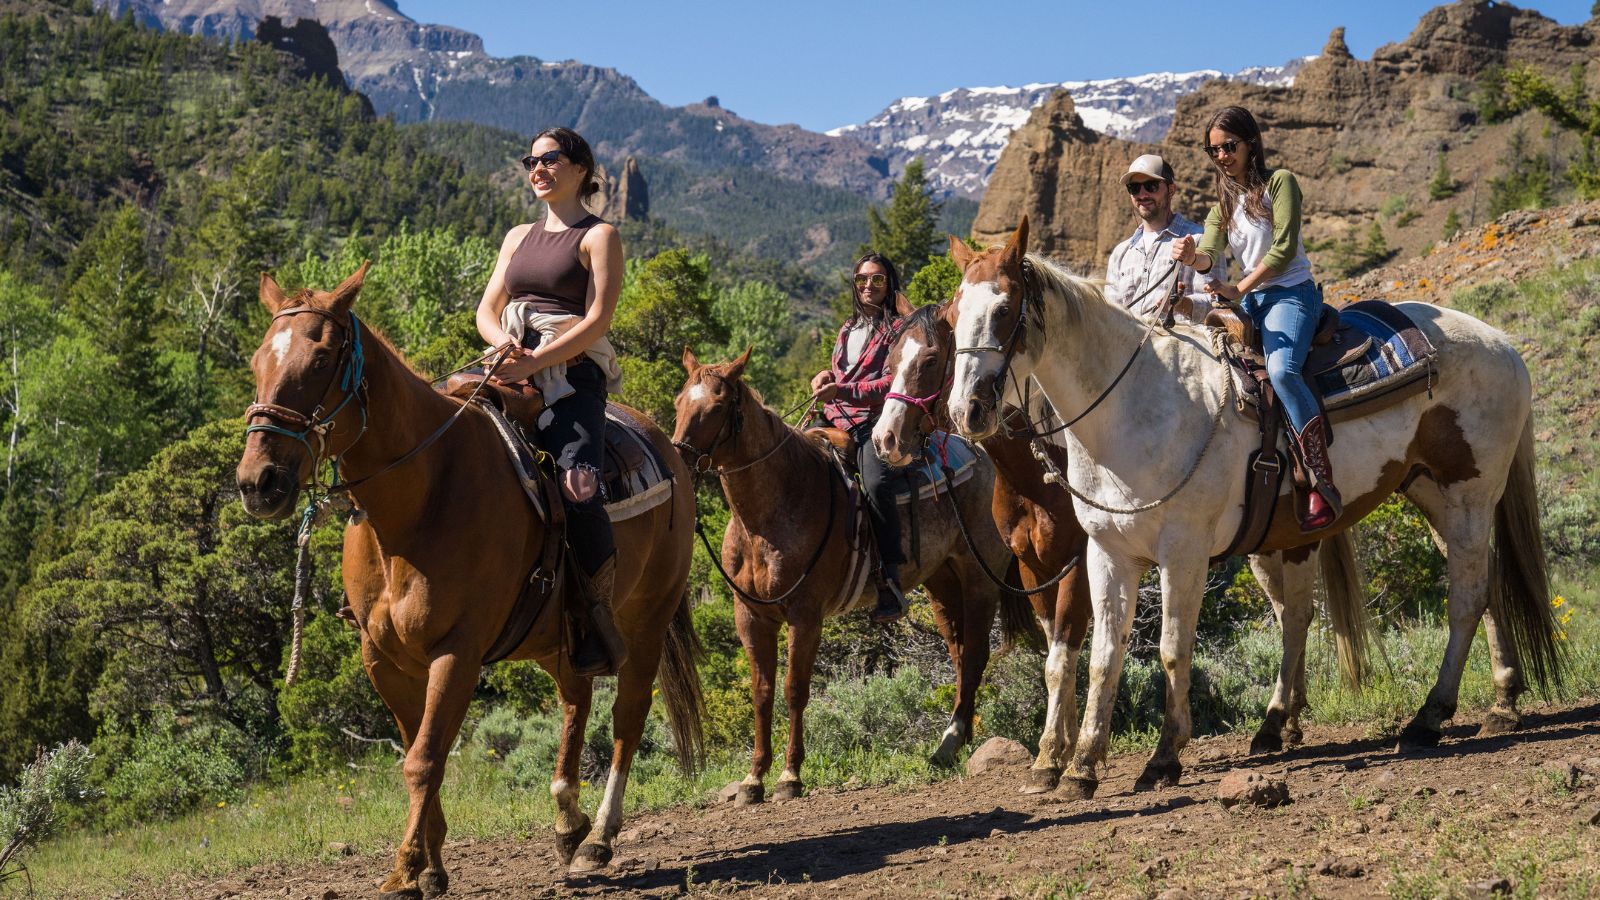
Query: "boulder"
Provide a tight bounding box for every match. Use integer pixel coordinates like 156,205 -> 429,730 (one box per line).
965,737 -> 1032,776
1217,769 -> 1290,809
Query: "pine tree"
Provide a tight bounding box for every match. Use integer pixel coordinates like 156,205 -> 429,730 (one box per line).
1442,209 -> 1463,241
866,159 -> 942,283
1428,151 -> 1457,200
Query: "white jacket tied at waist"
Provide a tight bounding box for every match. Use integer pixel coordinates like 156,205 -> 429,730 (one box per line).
499,301 -> 624,403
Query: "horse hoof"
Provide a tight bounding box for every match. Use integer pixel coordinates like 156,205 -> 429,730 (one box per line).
554,815 -> 593,866
1057,775 -> 1098,801
735,783 -> 765,806
568,842 -> 613,874
1283,727 -> 1304,748
773,779 -> 803,801
1249,731 -> 1283,755
929,749 -> 959,769
1133,761 -> 1181,791
1480,709 -> 1522,736
379,890 -> 422,900
1019,767 -> 1061,795
1395,720 -> 1442,754
418,869 -> 449,899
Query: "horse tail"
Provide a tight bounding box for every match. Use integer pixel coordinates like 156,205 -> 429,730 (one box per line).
1490,417 -> 1564,693
1319,529 -> 1377,689
998,556 -> 1046,654
658,587 -> 707,774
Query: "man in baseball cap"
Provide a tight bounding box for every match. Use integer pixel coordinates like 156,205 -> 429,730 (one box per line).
1105,153 -> 1216,323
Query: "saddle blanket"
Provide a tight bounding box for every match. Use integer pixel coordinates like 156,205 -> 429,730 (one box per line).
1313,301 -> 1438,418
894,431 -> 979,504
598,405 -> 675,523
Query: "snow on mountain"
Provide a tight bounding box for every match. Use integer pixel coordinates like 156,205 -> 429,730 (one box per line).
831,59 -> 1312,199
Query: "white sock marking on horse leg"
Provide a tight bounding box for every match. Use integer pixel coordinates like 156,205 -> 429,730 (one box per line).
593,767 -> 630,841
778,768 -> 800,784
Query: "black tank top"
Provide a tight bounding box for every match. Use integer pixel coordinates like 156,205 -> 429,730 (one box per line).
503,213 -> 604,317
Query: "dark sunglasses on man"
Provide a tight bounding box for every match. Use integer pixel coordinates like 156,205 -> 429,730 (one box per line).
1203,139 -> 1244,159
1125,179 -> 1165,196
520,149 -> 564,172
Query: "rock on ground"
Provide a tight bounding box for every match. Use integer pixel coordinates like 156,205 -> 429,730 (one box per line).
966,737 -> 1031,776
1217,769 -> 1290,809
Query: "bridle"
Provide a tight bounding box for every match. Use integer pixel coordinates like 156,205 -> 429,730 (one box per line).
951,257 -> 1040,427
672,372 -> 815,478
245,305 -> 369,490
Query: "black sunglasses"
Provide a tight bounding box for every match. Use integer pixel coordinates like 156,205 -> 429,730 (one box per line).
1125,179 -> 1165,195
1204,139 -> 1244,159
520,150 -> 564,172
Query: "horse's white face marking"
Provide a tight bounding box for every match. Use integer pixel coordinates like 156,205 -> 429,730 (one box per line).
888,334 -> 924,397
874,334 -> 925,461
687,383 -> 709,404
950,280 -> 1009,427
269,327 -> 293,365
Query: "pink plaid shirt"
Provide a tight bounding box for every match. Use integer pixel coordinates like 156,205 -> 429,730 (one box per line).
821,314 -> 903,431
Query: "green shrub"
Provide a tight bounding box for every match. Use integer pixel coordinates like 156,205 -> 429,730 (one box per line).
97,709 -> 252,829
805,666 -> 945,758
905,253 -> 962,308
973,649 -> 1044,750
1429,151 -> 1458,200
1353,498 -> 1447,621
276,613 -> 397,770
479,660 -> 558,718
0,741 -> 94,884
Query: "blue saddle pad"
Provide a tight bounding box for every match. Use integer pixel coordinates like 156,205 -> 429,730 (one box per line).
1313,301 -> 1437,412
892,431 -> 979,501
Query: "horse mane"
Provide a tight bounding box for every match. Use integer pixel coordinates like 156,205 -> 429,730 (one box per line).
1023,253 -> 1108,328
285,288 -> 428,378
695,366 -> 832,462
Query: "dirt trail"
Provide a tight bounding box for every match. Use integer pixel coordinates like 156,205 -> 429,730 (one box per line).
151,699 -> 1600,899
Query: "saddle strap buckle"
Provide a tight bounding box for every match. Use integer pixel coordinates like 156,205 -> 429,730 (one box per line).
1253,454 -> 1282,474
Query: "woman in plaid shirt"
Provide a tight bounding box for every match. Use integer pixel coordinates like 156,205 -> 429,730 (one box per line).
810,252 -> 912,624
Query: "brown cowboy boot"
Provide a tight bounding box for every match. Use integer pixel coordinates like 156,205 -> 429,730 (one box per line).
1293,415 -> 1343,532
571,555 -> 628,677
870,577 -> 906,625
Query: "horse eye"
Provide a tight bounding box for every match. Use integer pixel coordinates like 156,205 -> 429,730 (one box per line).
311,352 -> 330,371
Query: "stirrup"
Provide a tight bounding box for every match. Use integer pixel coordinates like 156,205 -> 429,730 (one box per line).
870,580 -> 906,625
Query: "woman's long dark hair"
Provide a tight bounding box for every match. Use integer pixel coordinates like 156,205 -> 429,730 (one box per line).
1206,106 -> 1272,235
532,126 -> 602,200
847,251 -> 902,330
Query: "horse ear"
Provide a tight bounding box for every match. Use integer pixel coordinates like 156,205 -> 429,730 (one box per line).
327,260 -> 371,314
1001,217 -> 1029,267
725,345 -> 753,380
260,272 -> 290,313
682,345 -> 700,373
947,234 -> 975,271
936,297 -> 958,330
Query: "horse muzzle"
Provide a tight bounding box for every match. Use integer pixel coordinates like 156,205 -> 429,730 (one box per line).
949,387 -> 999,440
237,462 -> 300,520
871,420 -> 918,468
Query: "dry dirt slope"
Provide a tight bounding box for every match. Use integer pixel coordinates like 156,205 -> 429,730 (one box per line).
143,698 -> 1600,899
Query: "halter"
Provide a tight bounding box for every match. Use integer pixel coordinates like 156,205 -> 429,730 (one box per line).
952,257 -> 1039,422
244,305 -> 369,489
671,372 -> 746,474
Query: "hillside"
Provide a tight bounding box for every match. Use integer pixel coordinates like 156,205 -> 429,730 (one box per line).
831,59 -> 1308,199
974,0 -> 1600,274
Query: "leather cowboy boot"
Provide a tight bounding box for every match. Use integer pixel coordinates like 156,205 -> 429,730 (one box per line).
571,555 -> 628,677
870,565 -> 906,625
1293,415 -> 1343,532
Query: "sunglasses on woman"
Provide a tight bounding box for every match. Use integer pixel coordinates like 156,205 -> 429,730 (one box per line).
520,150 -> 564,172
854,273 -> 888,288
1203,139 -> 1244,159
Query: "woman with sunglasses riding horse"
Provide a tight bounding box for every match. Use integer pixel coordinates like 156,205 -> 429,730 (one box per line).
474,126 -> 628,675
810,252 -> 915,624
1172,105 -> 1341,531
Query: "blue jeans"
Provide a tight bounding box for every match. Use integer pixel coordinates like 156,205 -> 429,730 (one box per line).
1239,280 -> 1323,433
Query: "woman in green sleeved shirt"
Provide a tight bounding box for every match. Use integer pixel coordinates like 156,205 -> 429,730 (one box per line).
1172,105 -> 1340,531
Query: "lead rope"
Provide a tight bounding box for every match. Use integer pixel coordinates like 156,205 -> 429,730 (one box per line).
283,493 -> 350,685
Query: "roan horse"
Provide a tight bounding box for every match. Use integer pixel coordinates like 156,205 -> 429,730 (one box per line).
946,219 -> 1560,800
671,347 -> 1033,801
871,304 -> 1373,789
237,264 -> 703,896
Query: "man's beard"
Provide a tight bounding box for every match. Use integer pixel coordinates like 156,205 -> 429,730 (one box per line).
1139,203 -> 1172,224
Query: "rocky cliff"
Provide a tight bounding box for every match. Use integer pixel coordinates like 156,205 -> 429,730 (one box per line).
974,0 -> 1600,274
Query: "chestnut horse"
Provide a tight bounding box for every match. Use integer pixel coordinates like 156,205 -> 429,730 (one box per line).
671,348 -> 1031,802
872,303 -> 1373,788
237,264 -> 703,896
946,219 -> 1560,800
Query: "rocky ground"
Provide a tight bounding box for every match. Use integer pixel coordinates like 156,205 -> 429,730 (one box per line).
138,697 -> 1600,899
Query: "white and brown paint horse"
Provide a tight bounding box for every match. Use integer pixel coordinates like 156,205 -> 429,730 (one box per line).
672,348 -> 1031,801
946,219 -> 1561,799
872,303 -> 1373,789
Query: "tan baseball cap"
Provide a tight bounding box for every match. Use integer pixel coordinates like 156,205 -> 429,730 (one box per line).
1121,154 -> 1175,184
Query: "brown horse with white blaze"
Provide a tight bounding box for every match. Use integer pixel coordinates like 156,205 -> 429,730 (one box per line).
672,347 -> 1030,801
237,264 -> 703,897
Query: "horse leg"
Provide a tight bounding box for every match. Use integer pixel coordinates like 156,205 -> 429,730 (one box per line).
549,669 -> 594,866
570,651 -> 661,873
1398,487 -> 1494,751
1248,550 -> 1315,754
1061,546 -> 1142,800
1025,563 -> 1089,793
775,612 -> 822,800
1135,548 -> 1207,790
1478,607 -> 1527,735
378,651 -> 478,900
928,563 -> 989,767
364,654 -> 444,899
736,603 -> 779,805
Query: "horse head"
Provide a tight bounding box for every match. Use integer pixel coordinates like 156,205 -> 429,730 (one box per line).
237,262 -> 371,520
671,346 -> 752,473
946,217 -> 1037,441
873,301 -> 955,467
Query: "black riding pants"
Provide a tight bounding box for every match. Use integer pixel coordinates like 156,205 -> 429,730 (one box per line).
531,355 -> 614,576
851,421 -> 907,572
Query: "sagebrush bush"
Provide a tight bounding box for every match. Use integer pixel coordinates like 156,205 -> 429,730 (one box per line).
96,710 -> 251,829
0,741 -> 94,881
804,666 -> 945,758
973,649 -> 1045,751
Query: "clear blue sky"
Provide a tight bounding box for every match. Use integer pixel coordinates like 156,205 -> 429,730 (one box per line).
396,0 -> 1596,133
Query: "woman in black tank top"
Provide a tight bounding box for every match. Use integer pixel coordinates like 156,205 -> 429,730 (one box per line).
474,126 -> 627,676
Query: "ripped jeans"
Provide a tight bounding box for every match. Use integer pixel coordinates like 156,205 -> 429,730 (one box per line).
533,356 -> 613,575
1239,279 -> 1324,434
